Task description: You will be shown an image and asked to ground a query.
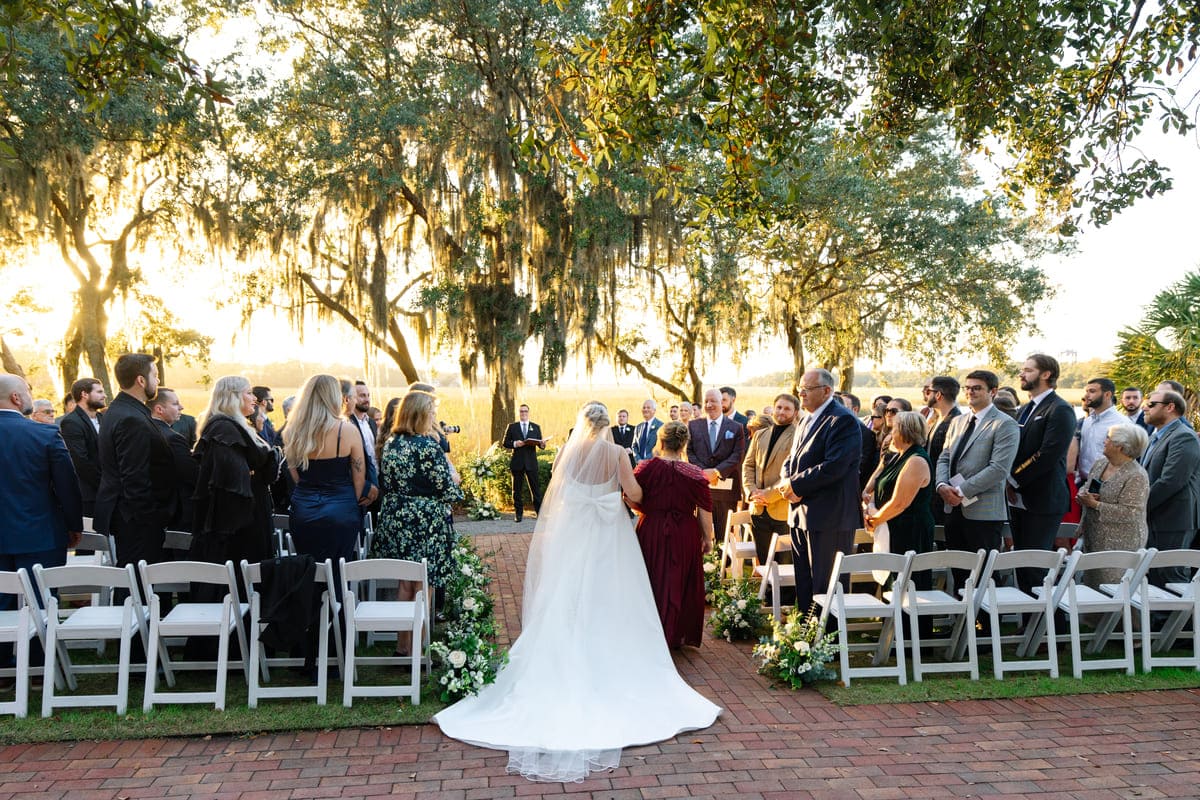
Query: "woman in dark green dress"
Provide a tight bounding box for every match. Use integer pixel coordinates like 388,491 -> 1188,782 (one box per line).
372,390 -> 463,593
864,410 -> 934,588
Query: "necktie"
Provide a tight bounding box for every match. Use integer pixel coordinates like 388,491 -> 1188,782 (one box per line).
948,415 -> 977,476
709,419 -> 719,450
1017,402 -> 1034,426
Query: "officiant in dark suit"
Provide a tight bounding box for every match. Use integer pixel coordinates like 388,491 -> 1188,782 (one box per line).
59,378 -> 105,516
503,404 -> 545,522
687,388 -> 746,540
611,409 -> 636,465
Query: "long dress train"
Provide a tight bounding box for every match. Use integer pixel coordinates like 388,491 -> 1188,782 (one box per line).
434,417 -> 720,782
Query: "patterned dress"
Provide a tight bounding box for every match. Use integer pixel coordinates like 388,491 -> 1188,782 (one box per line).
373,433 -> 463,587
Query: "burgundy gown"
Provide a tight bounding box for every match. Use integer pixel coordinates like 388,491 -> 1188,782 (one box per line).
633,458 -> 713,648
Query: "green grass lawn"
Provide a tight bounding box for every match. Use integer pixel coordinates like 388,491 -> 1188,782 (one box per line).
809,627 -> 1200,705
1,643 -> 447,744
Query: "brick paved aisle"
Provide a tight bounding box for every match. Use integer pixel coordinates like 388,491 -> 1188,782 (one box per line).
3,532 -> 1200,800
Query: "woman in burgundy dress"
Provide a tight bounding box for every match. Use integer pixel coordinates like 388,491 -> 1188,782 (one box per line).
631,421 -> 715,648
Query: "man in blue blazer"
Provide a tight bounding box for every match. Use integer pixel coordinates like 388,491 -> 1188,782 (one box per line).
632,399 -> 664,463
755,369 -> 862,611
0,374 -> 82,608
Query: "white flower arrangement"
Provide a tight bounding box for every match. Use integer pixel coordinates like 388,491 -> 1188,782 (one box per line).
702,548 -> 724,604
708,578 -> 769,642
430,536 -> 506,702
467,500 -> 500,520
753,606 -> 839,688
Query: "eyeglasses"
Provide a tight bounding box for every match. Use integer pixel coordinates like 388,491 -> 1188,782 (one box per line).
1145,401 -> 1167,408
964,385 -> 990,393
798,385 -> 827,393
884,408 -> 901,415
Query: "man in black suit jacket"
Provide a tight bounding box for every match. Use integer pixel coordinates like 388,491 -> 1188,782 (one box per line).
94,354 -> 176,567
148,388 -> 198,531
1008,355 -> 1077,587
688,388 -> 747,539
611,408 -> 635,464
503,404 -> 545,522
720,386 -> 750,427
59,377 -> 106,515
171,413 -> 198,448
926,376 -> 962,524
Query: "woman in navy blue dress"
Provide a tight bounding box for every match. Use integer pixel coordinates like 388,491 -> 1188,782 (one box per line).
283,374 -> 366,570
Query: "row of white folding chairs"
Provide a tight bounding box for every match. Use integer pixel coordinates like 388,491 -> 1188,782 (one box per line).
0,555 -> 429,717
804,545 -> 1200,686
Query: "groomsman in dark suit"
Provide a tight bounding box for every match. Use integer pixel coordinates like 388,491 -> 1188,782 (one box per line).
632,399 -> 663,463
720,386 -> 750,427
59,377 -> 106,515
148,388 -> 198,531
611,409 -> 635,464
756,369 -> 862,612
503,404 -> 545,522
94,354 -> 176,568
925,376 -> 962,524
688,388 -> 746,540
1008,354 -> 1077,587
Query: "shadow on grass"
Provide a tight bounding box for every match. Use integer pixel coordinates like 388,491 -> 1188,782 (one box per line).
1,643 -> 447,745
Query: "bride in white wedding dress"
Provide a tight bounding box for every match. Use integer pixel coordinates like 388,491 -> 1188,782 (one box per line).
434,401 -> 721,782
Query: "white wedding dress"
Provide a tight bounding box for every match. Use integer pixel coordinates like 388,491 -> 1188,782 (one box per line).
434,413 -> 721,782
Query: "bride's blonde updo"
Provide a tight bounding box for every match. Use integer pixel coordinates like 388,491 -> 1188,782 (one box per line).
580,401 -> 610,432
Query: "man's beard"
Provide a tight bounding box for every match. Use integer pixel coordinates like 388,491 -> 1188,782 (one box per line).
87,398 -> 105,411
1019,377 -> 1035,391
355,401 -> 370,413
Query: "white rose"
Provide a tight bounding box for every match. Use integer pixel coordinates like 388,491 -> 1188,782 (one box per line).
703,562 -> 717,573
794,640 -> 810,654
463,597 -> 477,611
736,599 -> 747,610
461,564 -> 473,576
448,650 -> 467,669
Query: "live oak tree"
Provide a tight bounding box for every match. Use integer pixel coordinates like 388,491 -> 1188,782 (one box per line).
0,20 -> 215,392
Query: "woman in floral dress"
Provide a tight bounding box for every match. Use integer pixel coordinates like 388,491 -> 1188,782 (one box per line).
373,390 -> 463,624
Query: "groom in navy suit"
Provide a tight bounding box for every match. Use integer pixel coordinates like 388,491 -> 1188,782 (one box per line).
0,374 -> 83,630
755,369 -> 862,611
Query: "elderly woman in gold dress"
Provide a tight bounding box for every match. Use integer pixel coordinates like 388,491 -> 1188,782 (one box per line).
1076,423 -> 1150,586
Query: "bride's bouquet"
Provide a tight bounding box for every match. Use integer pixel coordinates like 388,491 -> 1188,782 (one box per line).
753,606 -> 839,688
708,578 -> 769,642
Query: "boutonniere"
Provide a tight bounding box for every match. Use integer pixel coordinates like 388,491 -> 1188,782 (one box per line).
724,429 -> 734,440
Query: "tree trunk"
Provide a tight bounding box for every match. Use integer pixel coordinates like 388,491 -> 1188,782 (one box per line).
785,315 -> 806,394
0,335 -> 25,377
840,363 -> 855,392
61,282 -> 112,395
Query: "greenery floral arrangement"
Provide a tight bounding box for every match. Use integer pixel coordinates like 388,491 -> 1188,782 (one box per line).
430,536 -> 507,702
752,606 -> 839,688
458,445 -> 512,509
707,578 -> 770,642
702,547 -> 723,604
466,499 -> 500,520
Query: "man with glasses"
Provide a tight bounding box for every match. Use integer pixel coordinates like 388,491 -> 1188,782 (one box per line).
29,398 -> 56,425
754,369 -> 861,611
936,370 -> 1019,562
1141,389 -> 1200,585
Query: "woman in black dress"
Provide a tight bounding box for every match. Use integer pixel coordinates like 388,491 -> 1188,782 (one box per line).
863,409 -> 934,578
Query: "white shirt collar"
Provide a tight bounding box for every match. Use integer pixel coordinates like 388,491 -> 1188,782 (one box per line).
1028,388 -> 1053,406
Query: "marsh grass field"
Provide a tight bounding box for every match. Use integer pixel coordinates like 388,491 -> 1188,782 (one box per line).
172,384 -> 927,461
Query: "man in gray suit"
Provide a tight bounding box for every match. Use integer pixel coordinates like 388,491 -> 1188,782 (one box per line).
936,370 -> 1019,560
1142,389 -> 1200,585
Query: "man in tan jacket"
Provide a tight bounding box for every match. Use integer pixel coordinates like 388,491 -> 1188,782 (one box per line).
742,393 -> 800,563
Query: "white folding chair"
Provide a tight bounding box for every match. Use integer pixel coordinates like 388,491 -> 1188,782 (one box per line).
64,531 -> 117,651
1032,550 -> 1143,678
719,510 -> 758,580
340,558 -> 427,706
241,558 -> 336,707
0,569 -> 42,718
815,550 -> 915,686
977,548 -> 1066,679
1131,549 -> 1200,670
139,559 -> 250,711
890,549 -> 986,681
34,563 -> 147,716
272,514 -> 292,557
754,532 -> 793,622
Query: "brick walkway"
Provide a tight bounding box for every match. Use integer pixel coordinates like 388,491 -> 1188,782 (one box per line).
3,532 -> 1200,799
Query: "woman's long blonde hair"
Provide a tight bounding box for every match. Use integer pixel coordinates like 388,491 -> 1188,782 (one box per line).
199,376 -> 255,436
283,374 -> 343,471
